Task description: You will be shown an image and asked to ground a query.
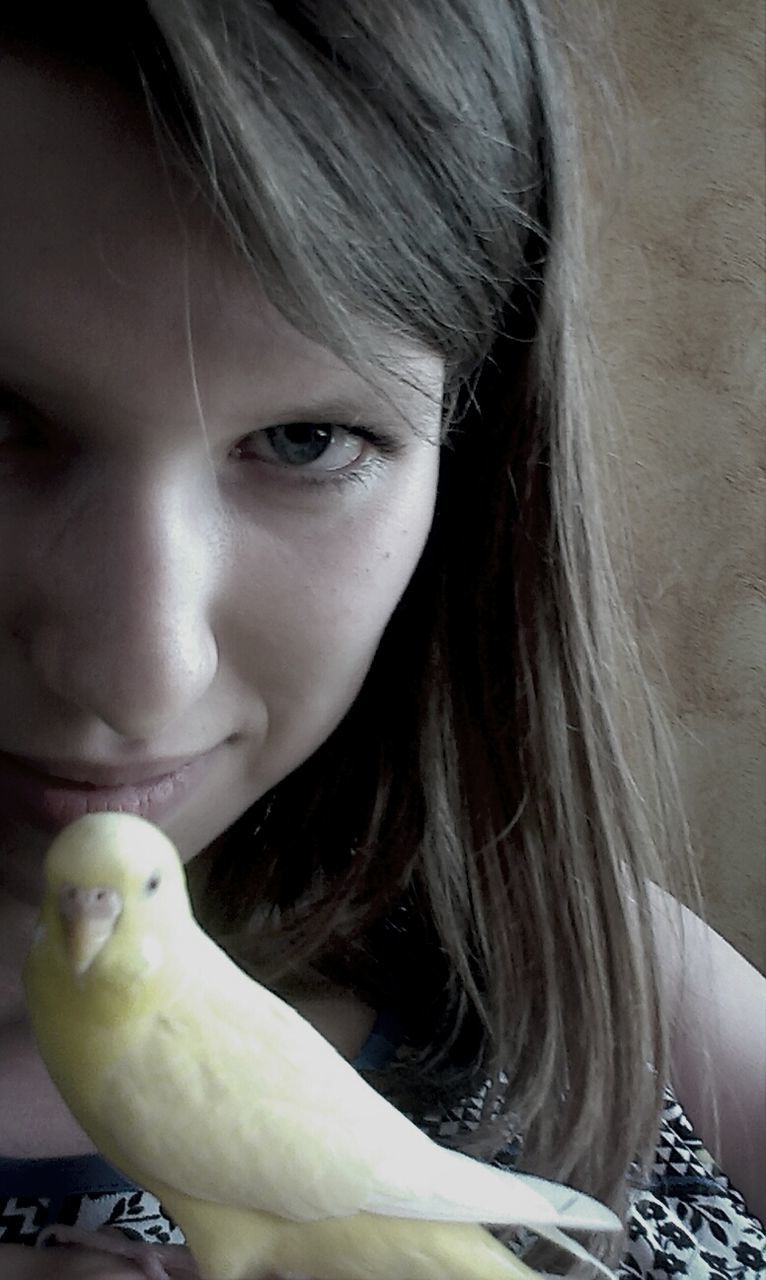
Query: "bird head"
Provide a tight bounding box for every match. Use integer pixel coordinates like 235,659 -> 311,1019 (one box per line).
38,812 -> 192,979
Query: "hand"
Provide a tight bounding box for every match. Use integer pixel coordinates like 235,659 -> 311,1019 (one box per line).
0,1244 -> 318,1280
33,1227 -> 198,1280
0,1242 -> 162,1278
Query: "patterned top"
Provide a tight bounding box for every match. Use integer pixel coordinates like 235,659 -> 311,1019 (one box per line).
0,1022 -> 763,1278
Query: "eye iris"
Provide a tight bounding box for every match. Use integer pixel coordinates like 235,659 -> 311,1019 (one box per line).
266,424 -> 332,465
146,874 -> 161,894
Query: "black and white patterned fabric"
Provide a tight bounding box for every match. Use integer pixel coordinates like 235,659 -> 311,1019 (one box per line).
622,1091 -> 765,1279
1,1083 -> 763,1276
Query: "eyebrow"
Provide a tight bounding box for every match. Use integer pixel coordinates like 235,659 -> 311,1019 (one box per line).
267,389 -> 392,425
270,386 -> 441,436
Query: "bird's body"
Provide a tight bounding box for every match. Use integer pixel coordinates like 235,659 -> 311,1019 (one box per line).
24,813 -> 620,1280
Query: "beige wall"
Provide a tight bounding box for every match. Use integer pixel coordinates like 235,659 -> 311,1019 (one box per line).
588,1 -> 765,970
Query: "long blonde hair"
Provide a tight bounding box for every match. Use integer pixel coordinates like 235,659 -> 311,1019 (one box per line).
7,0 -> 702,1267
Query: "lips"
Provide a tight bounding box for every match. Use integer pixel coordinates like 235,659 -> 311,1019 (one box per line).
4,751 -> 210,788
0,747 -> 220,834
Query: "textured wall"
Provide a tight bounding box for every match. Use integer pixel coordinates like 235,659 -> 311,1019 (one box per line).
588,1 -> 765,970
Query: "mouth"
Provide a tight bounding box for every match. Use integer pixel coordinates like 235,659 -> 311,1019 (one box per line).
0,746 -> 223,835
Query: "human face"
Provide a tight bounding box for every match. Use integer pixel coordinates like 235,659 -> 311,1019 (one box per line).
0,58 -> 442,877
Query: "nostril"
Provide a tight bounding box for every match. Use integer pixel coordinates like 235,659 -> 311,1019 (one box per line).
58,884 -> 82,918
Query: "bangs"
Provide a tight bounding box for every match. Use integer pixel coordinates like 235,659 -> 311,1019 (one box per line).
2,1 -> 548,409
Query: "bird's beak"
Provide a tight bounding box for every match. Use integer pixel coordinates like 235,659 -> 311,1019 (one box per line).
58,885 -> 123,976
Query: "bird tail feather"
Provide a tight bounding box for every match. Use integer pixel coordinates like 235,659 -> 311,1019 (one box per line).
533,1224 -> 618,1279
368,1145 -> 620,1233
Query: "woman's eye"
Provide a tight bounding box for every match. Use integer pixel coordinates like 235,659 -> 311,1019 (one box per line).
233,424 -> 371,476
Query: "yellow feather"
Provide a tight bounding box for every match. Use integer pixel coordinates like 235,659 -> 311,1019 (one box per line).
24,812 -> 620,1280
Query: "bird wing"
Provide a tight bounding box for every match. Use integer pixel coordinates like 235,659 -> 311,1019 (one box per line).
93,985 -> 386,1218
90,942 -> 616,1240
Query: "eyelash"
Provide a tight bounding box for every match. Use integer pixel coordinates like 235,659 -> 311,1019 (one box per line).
234,423 -> 405,491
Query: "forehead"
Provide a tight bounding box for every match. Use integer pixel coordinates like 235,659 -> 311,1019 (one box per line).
0,58 -> 295,367
0,55 -> 185,274
0,56 -> 443,426
46,817 -> 178,885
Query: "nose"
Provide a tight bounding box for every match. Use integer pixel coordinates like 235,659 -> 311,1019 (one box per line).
21,466 -> 220,739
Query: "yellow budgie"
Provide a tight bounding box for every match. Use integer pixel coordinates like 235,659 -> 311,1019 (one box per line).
24,812 -> 620,1280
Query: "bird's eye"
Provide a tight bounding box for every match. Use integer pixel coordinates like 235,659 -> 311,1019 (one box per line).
145,873 -> 161,895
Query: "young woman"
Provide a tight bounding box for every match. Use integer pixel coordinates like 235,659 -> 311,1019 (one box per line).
0,2 -> 763,1276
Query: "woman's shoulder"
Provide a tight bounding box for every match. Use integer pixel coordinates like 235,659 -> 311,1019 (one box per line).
648,884 -> 766,1222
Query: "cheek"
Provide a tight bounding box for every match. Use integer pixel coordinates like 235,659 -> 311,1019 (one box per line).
224,468 -> 438,728
307,497 -> 434,633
